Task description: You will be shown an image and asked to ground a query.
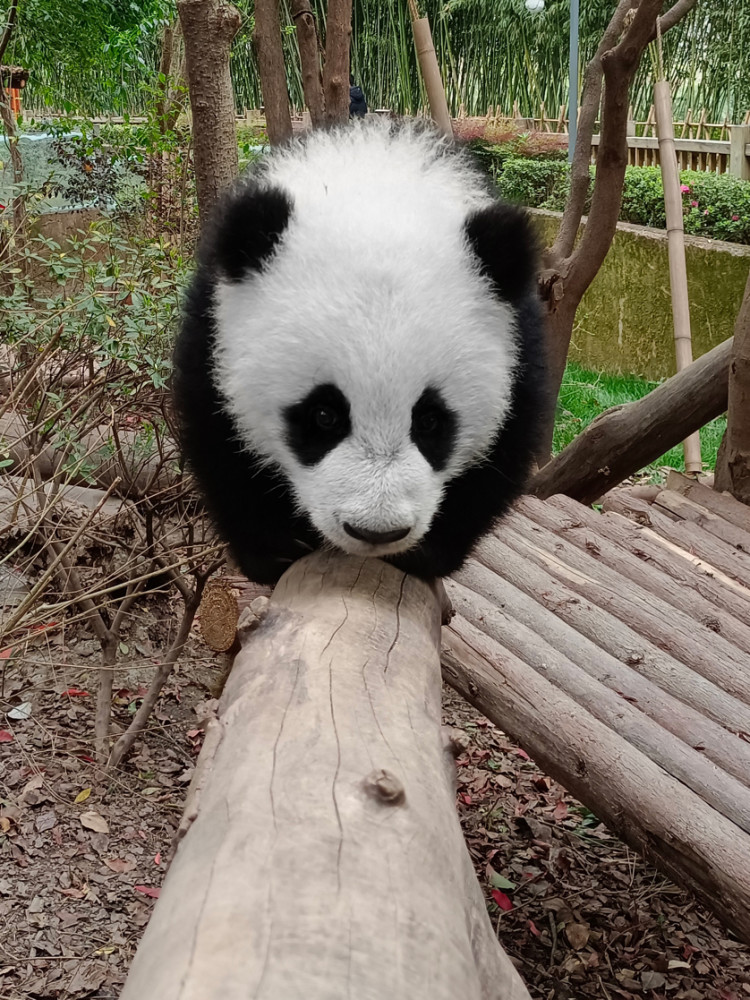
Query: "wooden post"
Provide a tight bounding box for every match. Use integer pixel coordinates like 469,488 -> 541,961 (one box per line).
407,0 -> 452,137
729,124 -> 750,181
654,77 -> 702,474
120,551 -> 530,1000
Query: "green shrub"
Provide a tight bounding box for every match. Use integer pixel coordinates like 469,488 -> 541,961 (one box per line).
490,153 -> 750,246
496,157 -> 572,211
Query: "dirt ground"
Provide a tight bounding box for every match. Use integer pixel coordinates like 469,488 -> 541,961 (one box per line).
1,611 -> 749,1000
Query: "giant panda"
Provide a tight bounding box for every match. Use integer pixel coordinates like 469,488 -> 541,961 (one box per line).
173,120 -> 548,585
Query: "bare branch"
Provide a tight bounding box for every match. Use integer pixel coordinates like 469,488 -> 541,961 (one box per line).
658,0 -> 699,35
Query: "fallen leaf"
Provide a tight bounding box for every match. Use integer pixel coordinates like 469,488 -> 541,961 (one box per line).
154,852 -> 161,865
565,922 -> 590,950
668,960 -> 692,970
104,857 -> 135,873
491,889 -> 513,911
516,748 -> 531,761
7,701 -> 32,721
0,731 -> 13,743
0,648 -> 10,659
74,788 -> 92,804
80,811 -> 109,834
553,800 -> 568,822
57,887 -> 86,899
35,809 -> 57,832
134,885 -> 161,898
641,970 -> 667,990
490,872 -> 516,890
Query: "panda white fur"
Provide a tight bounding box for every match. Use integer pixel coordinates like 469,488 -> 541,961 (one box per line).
173,120 -> 548,584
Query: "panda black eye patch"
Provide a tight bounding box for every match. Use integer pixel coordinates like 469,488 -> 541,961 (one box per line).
410,387 -> 457,471
284,384 -> 351,466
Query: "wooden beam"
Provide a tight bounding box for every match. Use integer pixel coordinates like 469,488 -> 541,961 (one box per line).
532,337 -> 732,505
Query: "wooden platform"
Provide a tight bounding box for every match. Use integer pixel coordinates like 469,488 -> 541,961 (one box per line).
441,472 -> 750,945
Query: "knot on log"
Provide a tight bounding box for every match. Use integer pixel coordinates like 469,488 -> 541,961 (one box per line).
363,769 -> 406,806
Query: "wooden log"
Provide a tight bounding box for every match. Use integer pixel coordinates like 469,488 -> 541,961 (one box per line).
441,618 -> 750,946
502,512 -> 750,705
518,495 -> 750,656
667,470 -> 750,532
548,492 -> 750,628
472,533 -> 750,735
603,491 -> 750,590
652,489 -> 750,552
120,551 -> 530,1000
532,337 -> 732,504
447,559 -> 750,784
446,576 -> 750,824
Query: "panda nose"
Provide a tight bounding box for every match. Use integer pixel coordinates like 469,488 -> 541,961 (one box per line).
343,522 -> 411,545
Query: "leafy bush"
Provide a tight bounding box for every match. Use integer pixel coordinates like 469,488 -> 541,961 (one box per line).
492,154 -> 750,245
496,157 -> 572,211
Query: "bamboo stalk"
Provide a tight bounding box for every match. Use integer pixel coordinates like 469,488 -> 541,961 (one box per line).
654,75 -> 702,473
408,10 -> 452,136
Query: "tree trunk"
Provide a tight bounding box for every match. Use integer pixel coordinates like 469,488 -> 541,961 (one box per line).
253,0 -> 293,145
715,270 -> 750,504
155,20 -> 188,135
535,0 -> 698,464
290,0 -> 325,128
119,551 -> 530,1000
532,337 -> 732,505
322,0 -> 353,127
178,0 -> 241,225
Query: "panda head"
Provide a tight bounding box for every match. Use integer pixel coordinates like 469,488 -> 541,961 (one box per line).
203,124 -> 538,563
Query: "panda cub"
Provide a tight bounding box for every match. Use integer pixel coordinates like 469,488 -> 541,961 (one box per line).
173,121 -> 547,585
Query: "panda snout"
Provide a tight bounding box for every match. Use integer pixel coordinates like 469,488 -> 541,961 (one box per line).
343,522 -> 411,546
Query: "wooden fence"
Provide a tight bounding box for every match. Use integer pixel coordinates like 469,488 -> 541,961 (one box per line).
472,102 -> 750,177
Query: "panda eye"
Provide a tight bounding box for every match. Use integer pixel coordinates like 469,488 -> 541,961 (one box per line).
312,405 -> 340,431
415,408 -> 441,436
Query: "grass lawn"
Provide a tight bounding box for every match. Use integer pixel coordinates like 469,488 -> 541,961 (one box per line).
553,362 -> 726,481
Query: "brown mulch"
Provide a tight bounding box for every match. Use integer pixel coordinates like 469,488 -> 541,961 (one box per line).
1,627 -> 748,999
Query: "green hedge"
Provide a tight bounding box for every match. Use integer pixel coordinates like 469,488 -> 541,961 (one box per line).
491,156 -> 750,246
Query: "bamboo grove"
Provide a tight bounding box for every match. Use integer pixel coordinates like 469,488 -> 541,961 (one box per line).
3,0 -> 750,123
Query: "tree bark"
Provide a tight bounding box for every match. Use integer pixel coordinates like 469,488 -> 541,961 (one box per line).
536,0 -> 698,464
715,270 -> 750,504
178,0 -> 241,225
441,619 -> 750,946
119,551 -> 530,1000
322,0 -> 353,126
253,0 -> 293,145
532,337 -> 732,505
290,0 -> 325,128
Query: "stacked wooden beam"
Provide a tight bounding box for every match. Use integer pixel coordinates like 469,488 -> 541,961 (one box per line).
442,477 -> 750,945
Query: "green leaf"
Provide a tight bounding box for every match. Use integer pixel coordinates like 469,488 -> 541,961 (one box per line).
490,873 -> 516,891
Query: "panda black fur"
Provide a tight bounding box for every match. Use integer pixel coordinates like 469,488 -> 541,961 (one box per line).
173,121 -> 548,584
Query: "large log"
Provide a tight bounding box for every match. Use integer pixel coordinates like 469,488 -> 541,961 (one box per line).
120,551 -> 530,1000
532,337 -> 732,504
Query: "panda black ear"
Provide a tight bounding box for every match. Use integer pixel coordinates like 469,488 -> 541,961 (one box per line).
202,184 -> 293,283
465,202 -> 539,304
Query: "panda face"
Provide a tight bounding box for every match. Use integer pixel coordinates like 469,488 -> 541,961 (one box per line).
280,381 -> 457,558
213,235 -> 518,559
